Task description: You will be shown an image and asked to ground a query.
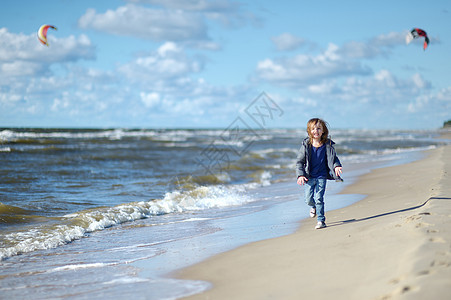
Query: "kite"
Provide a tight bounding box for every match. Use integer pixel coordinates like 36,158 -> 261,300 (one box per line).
406,28 -> 429,50
37,24 -> 57,46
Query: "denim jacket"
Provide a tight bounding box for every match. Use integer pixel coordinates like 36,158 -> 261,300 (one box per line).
296,137 -> 342,181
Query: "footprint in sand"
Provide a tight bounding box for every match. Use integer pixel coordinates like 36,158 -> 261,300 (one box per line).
428,237 -> 446,243
416,270 -> 430,276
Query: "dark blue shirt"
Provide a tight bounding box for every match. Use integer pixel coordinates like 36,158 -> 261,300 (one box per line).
310,144 -> 328,178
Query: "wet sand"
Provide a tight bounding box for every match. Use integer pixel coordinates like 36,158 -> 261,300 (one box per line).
177,133 -> 451,300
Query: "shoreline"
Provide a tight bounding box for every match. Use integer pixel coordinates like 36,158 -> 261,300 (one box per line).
176,137 -> 451,299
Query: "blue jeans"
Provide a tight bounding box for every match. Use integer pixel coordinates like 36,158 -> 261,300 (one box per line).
304,178 -> 327,222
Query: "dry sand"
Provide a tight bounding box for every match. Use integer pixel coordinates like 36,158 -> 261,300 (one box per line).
177,133 -> 451,300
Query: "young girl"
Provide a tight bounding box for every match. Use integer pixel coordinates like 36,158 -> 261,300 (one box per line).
296,118 -> 342,229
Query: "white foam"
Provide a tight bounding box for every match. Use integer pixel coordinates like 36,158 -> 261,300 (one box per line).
0,128 -> 236,143
0,183 -> 259,261
260,170 -> 272,186
342,145 -> 437,164
49,263 -> 110,273
181,217 -> 211,222
102,276 -> 150,285
0,224 -> 86,261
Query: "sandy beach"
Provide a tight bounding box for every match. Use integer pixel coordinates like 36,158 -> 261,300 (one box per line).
177,133 -> 451,300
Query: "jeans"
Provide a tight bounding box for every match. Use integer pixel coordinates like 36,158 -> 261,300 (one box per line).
304,177 -> 327,222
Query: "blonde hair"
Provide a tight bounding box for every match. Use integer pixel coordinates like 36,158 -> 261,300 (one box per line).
306,118 -> 329,145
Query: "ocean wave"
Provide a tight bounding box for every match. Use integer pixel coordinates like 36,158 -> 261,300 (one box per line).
0,183 -> 257,261
343,145 -> 436,161
0,129 -> 151,143
0,203 -> 45,225
49,263 -> 113,273
0,128 -> 256,143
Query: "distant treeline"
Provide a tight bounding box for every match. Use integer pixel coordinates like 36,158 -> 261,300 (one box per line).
444,120 -> 451,128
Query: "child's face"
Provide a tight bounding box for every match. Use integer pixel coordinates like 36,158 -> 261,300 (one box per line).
310,123 -> 324,140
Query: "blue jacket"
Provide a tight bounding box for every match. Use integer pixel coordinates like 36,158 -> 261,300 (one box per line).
296,137 -> 342,181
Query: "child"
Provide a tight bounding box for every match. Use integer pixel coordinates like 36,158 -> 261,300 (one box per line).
296,118 -> 342,229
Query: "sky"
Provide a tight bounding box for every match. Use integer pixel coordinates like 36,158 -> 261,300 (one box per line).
1,0 -> 450,130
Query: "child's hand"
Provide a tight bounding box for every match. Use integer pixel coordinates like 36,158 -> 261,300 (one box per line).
334,166 -> 343,177
297,176 -> 308,185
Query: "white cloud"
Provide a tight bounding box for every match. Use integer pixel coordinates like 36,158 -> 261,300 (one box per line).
78,1 -> 256,46
437,87 -> 451,101
140,92 -> 161,108
271,33 -> 305,51
0,38 -> 248,127
0,28 -> 95,64
292,96 -> 318,107
338,32 -> 405,59
273,66 -> 441,129
374,69 -> 398,87
128,0 -> 240,12
0,28 -> 95,84
255,43 -> 371,87
1,61 -> 45,77
78,4 -> 208,41
408,87 -> 451,113
407,94 -> 429,113
127,0 -> 256,29
51,95 -> 70,112
307,81 -> 338,94
411,73 -> 430,89
118,42 -> 204,82
0,92 -> 22,104
371,31 -> 406,48
329,70 -> 432,105
157,41 -> 180,56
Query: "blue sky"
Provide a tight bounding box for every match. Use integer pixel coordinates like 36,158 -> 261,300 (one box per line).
1,0 -> 450,129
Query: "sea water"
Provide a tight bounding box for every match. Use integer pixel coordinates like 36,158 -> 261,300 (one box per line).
0,128 -> 447,299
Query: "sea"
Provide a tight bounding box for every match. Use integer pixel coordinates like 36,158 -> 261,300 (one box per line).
0,127 -> 448,299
